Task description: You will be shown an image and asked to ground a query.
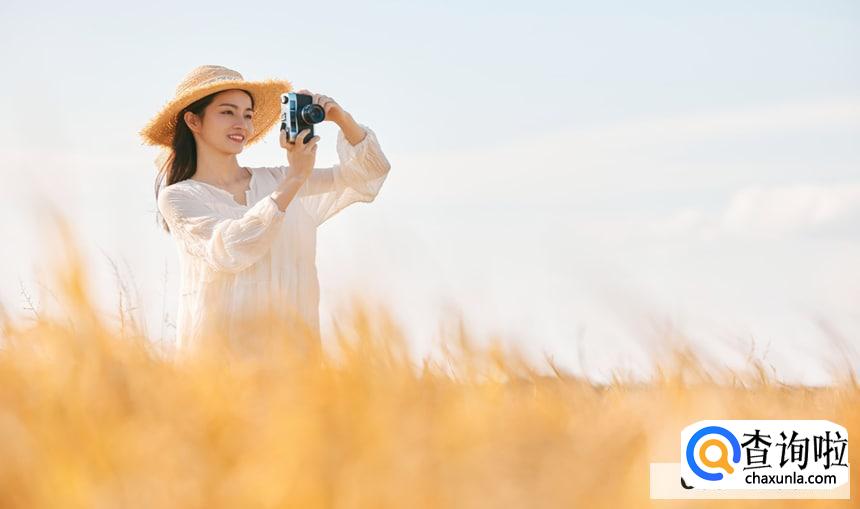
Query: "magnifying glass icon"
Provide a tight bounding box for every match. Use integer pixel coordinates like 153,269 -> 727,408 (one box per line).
698,438 -> 734,474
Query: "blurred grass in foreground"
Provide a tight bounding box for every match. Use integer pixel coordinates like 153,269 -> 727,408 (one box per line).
0,215 -> 857,509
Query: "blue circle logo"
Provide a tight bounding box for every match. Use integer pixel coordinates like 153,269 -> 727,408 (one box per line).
685,426 -> 741,481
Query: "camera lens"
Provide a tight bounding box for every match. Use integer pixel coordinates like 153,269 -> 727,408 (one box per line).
301,104 -> 326,124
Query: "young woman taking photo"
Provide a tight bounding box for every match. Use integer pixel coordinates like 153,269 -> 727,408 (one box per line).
140,64 -> 392,357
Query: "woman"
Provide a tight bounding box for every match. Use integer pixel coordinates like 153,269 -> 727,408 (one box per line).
139,64 -> 391,357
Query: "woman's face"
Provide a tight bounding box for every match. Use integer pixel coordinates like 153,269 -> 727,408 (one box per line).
185,89 -> 255,154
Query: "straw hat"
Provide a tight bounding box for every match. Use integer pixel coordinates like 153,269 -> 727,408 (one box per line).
139,64 -> 292,148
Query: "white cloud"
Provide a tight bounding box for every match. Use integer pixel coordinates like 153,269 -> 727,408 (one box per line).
630,183 -> 860,241
720,183 -> 860,237
562,95 -> 860,150
386,95 -> 860,206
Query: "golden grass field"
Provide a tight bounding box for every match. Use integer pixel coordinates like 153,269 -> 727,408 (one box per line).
0,217 -> 856,508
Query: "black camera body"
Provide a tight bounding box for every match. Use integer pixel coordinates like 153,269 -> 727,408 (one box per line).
280,92 -> 325,144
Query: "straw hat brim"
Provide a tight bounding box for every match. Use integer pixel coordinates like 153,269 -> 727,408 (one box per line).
139,78 -> 293,148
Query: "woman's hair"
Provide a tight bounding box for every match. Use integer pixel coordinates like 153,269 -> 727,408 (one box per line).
154,89 -> 255,233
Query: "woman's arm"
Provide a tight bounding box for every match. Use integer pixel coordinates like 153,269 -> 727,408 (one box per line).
158,186 -> 286,274
337,112 -> 368,146
278,90 -> 392,225
296,122 -> 391,226
271,173 -> 313,212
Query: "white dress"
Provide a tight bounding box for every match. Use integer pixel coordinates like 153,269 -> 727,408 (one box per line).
156,123 -> 391,355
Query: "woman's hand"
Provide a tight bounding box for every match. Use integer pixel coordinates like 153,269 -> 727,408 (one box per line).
296,89 -> 347,125
297,88 -> 368,145
280,127 -> 319,181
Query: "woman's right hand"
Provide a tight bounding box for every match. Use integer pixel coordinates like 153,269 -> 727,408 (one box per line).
280,127 -> 320,181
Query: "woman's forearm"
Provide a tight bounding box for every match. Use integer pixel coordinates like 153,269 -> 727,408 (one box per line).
269,112 -> 368,212
336,112 -> 368,146
270,174 -> 308,212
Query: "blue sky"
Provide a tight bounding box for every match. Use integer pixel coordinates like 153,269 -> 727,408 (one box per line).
1,1 -> 858,383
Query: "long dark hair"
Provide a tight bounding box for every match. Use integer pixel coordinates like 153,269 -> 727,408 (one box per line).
154,89 -> 255,233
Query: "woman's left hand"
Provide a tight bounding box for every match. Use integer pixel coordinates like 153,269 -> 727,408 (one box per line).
297,89 -> 348,125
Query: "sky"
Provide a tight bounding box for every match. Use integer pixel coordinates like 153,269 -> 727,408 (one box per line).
0,0 -> 858,384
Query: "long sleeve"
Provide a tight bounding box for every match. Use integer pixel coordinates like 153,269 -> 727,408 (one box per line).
297,123 -> 392,226
158,187 -> 286,274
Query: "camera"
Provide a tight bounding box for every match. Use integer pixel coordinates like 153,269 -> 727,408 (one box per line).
280,92 -> 325,144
